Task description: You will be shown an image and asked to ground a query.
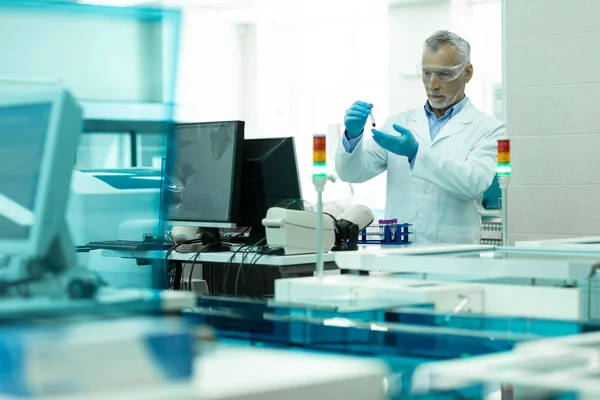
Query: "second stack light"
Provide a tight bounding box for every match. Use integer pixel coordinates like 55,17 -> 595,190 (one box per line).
497,138 -> 511,176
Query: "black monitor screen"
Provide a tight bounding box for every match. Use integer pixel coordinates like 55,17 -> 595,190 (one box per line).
162,121 -> 244,224
0,103 -> 50,239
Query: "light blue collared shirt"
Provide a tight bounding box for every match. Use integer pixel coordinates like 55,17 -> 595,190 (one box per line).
342,96 -> 469,154
424,95 -> 468,142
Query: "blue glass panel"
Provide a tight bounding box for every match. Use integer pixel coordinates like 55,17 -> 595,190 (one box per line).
0,0 -> 181,110
391,308 -> 600,338
81,169 -> 161,190
186,296 -> 600,398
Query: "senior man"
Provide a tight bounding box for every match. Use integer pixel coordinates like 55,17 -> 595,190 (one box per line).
336,30 -> 505,244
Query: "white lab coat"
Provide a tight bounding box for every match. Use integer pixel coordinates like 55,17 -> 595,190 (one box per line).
335,99 -> 505,244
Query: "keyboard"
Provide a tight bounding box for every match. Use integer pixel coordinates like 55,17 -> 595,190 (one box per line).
87,240 -> 171,251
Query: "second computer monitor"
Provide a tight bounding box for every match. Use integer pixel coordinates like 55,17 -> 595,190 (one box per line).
239,137 -> 302,244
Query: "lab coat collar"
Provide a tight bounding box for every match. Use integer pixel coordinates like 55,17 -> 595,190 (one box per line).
432,98 -> 475,144
408,109 -> 432,144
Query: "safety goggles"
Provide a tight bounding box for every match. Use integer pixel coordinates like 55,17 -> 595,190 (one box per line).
417,63 -> 467,83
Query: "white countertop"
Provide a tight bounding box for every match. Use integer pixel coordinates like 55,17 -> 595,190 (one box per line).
334,245 -> 600,281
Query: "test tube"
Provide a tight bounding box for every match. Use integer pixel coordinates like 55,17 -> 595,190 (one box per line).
378,219 -> 385,242
391,218 -> 397,242
369,108 -> 376,127
384,220 -> 391,242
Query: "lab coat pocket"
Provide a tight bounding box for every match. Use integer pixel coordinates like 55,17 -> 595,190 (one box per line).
435,137 -> 471,162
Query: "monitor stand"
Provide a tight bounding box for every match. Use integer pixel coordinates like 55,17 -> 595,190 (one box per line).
246,224 -> 266,246
169,226 -> 230,252
21,220 -> 97,299
33,220 -> 76,276
199,228 -> 230,252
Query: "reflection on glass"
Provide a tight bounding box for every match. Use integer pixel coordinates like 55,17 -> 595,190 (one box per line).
138,134 -> 166,168
76,133 -> 131,169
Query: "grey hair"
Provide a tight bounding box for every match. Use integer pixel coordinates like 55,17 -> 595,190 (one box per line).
423,30 -> 471,64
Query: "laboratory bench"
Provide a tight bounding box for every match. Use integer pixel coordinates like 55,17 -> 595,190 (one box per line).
96,244 -> 417,297
99,247 -> 339,296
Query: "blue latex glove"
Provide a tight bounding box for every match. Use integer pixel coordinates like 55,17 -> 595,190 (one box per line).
372,124 -> 419,161
344,101 -> 372,139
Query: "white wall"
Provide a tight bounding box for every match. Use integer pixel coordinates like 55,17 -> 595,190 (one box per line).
505,0 -> 600,243
0,7 -> 165,102
239,23 -> 259,137
175,9 -> 242,122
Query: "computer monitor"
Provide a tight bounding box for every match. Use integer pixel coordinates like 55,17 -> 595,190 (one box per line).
239,137 -> 302,244
161,121 -> 245,237
0,88 -> 82,277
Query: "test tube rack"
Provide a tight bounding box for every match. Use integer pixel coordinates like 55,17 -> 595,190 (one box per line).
358,221 -> 412,245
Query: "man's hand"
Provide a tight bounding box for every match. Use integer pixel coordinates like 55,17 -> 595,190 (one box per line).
372,124 -> 419,161
344,101 -> 372,139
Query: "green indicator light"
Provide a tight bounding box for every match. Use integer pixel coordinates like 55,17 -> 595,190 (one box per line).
313,162 -> 327,177
497,163 -> 511,176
